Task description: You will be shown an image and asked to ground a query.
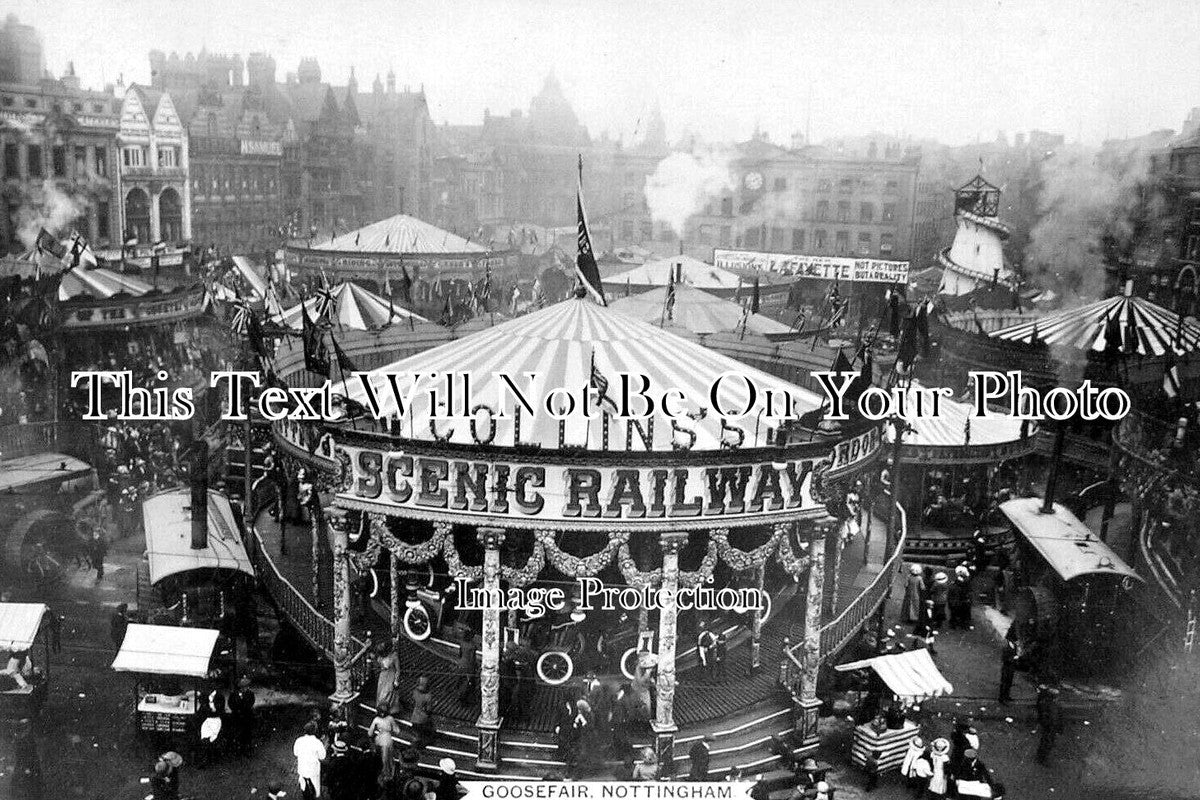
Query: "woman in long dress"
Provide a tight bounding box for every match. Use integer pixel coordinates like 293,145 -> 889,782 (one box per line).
375,644 -> 399,712
368,708 -> 400,781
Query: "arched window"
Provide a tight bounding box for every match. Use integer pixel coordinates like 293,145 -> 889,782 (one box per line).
125,188 -> 151,244
159,188 -> 183,242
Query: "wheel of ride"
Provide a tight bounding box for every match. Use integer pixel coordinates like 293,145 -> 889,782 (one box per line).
536,650 -> 574,685
620,647 -> 643,681
402,604 -> 432,641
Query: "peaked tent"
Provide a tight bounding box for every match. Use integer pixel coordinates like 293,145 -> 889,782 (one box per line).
58,268 -> 153,301
990,294 -> 1200,357
277,281 -> 429,331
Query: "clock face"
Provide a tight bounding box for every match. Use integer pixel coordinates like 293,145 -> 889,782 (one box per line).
744,171 -> 764,191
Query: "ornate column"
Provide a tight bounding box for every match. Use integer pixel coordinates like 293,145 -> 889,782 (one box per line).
825,523 -> 844,618
328,508 -> 358,709
653,531 -> 687,776
475,527 -> 505,772
389,547 -> 402,641
750,564 -> 765,672
797,526 -> 826,750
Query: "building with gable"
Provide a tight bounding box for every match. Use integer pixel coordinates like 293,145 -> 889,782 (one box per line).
115,83 -> 190,244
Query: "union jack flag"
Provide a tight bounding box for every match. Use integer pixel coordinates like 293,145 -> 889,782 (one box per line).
313,281 -> 337,322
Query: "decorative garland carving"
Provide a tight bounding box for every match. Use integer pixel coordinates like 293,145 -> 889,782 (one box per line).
371,516 -> 452,564
710,526 -> 784,572
537,530 -> 630,577
775,524 -> 812,576
333,447 -> 353,493
616,537 -> 720,588
442,538 -> 483,582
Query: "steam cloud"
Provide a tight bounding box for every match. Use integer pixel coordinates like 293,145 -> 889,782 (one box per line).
644,149 -> 735,238
15,180 -> 87,249
1025,142 -> 1156,307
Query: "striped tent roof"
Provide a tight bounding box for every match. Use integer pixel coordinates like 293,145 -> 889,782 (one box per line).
332,297 -> 823,451
58,268 -> 152,301
602,255 -> 744,292
610,284 -> 792,337
834,647 -> 953,703
312,214 -> 489,254
277,282 -> 427,331
990,294 -> 1200,356
885,382 -> 1029,453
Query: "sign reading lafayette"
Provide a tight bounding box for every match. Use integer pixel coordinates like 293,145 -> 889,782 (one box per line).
334,444 -> 831,524
713,249 -> 909,285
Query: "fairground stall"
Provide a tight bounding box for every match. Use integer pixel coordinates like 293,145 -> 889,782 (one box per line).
112,624 -> 224,745
0,602 -> 52,717
267,296 -> 891,775
999,498 -> 1144,682
139,489 -> 256,632
887,383 -> 1038,564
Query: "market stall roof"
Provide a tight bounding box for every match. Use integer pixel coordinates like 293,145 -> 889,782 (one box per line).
332,297 -> 823,450
111,624 -> 220,677
602,255 -> 745,293
58,268 -> 152,301
884,383 -> 1035,464
276,281 -> 428,331
142,489 -> 254,585
990,293 -> 1200,356
0,603 -> 49,652
1001,498 -> 1144,583
609,284 -> 793,337
834,648 -> 953,703
311,214 -> 489,254
0,452 -> 95,494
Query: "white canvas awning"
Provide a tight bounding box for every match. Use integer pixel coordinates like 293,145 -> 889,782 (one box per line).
142,489 -> 255,585
834,648 -> 954,703
0,603 -> 49,652
111,624 -> 220,678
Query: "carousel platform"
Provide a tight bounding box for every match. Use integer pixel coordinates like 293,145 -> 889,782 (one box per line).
253,507 -> 891,776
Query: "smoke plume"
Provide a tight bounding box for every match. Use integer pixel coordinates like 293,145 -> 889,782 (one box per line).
15,180 -> 87,249
1024,141 -> 1157,306
644,149 -> 735,238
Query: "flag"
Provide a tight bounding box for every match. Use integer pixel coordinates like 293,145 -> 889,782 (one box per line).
314,280 -> 337,322
625,278 -> 631,298
532,277 -> 545,309
896,315 -> 919,369
735,277 -> 743,303
331,333 -> 357,374
398,266 -> 412,303
591,350 -> 615,410
664,269 -> 677,321
302,302 -> 330,376
915,301 -> 930,355
751,278 -> 761,314
355,232 -> 360,246
1103,311 -> 1123,359
575,155 -> 606,305
510,284 -> 521,314
1164,363 -> 1181,399
439,294 -> 454,326
67,231 -> 98,269
1124,310 -> 1140,356
36,229 -> 66,260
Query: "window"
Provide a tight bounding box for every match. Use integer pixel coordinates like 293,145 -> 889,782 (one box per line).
640,221 -> 653,240
3,144 -> 18,178
771,227 -> 787,249
745,227 -> 761,249
122,147 -> 145,168
27,145 -> 42,177
92,103 -> 105,113
52,146 -> 66,177
623,191 -> 637,209
860,202 -> 874,224
621,221 -> 634,241
97,201 -> 110,240
882,203 -> 896,222
835,230 -> 850,254
719,225 -> 732,246
72,102 -> 82,112
817,179 -> 831,192
791,228 -> 805,251
74,146 -> 87,175
836,201 -> 850,223
838,177 -> 854,193
814,229 -> 827,250
659,224 -> 674,242
720,196 -> 733,216
880,233 -> 895,254
24,98 -> 36,109
815,200 -> 830,221
773,177 -> 787,192
94,146 -> 107,176
1,96 -> 12,107
158,147 -> 177,168
857,232 -> 872,255
207,113 -> 218,137
885,180 -> 899,194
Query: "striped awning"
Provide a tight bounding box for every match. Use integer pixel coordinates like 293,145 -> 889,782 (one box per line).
835,647 -> 953,703
277,282 -> 427,331
990,294 -> 1200,356
609,284 -> 793,337
59,268 -> 152,301
331,297 -> 823,450
312,214 -> 489,254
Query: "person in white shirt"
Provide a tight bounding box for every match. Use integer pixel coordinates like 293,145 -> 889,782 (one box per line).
292,721 -> 326,799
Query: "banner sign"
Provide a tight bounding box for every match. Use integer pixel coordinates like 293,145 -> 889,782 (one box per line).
714,249 -> 909,285
828,425 -> 884,476
62,288 -> 207,329
285,249 -> 511,278
334,443 -> 828,525
461,782 -> 756,800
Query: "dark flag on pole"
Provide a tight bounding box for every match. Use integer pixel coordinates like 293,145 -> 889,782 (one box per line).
331,334 -> 358,374
575,155 -> 607,305
398,265 -> 413,304
751,277 -> 761,314
439,294 -> 455,326
301,302 -> 330,376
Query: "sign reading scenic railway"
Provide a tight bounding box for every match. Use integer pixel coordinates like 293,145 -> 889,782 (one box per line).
333,444 -> 831,526
713,249 -> 910,284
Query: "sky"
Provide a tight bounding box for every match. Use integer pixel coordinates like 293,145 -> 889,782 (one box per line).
10,0 -> 1200,147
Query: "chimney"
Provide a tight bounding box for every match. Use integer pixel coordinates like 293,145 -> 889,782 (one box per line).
189,440 -> 209,549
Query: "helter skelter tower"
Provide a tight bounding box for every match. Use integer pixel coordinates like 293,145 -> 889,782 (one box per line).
937,175 -> 1016,296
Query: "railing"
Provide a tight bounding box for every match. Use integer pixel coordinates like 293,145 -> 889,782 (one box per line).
246,497 -> 373,688
779,500 -> 908,695
0,420 -> 102,463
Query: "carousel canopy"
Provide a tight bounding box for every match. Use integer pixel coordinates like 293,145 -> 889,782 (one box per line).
1001,498 -> 1143,584
111,624 -> 220,678
609,284 -> 793,337
58,268 -> 152,301
990,294 -> 1200,356
312,214 -> 489,254
834,648 -> 953,703
0,603 -> 48,652
602,255 -> 745,293
142,489 -> 255,585
277,282 -> 428,331
333,297 -> 823,450
884,383 -> 1033,464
